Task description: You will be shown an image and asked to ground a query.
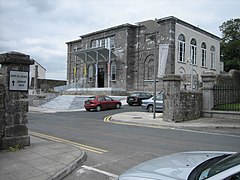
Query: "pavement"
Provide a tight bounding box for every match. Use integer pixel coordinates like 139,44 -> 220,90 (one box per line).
1,104 -> 239,180
0,134 -> 87,180
110,111 -> 240,130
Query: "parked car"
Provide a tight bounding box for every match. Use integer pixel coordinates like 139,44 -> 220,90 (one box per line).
127,92 -> 152,106
142,92 -> 164,112
118,151 -> 240,180
84,95 -> 122,111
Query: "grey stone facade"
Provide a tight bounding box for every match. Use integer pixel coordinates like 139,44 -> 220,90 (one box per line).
0,52 -> 33,150
66,16 -> 221,94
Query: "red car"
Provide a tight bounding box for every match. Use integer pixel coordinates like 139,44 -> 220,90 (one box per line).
84,95 -> 122,111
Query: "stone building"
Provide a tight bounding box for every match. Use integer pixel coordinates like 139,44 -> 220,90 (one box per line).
66,16 -> 222,94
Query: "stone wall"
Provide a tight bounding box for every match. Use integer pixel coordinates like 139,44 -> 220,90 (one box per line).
0,84 -> 5,148
163,74 -> 202,122
30,78 -> 67,92
215,69 -> 240,86
0,52 -> 33,150
180,91 -> 202,121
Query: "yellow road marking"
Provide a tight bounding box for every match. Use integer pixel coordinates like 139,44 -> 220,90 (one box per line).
30,131 -> 108,154
104,116 -> 161,129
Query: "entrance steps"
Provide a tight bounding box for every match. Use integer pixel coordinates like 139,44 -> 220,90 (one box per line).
40,95 -> 88,110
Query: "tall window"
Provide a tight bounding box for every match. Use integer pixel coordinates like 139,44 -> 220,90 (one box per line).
109,36 -> 115,49
91,40 -> 97,48
100,39 -> 106,48
90,36 -> 115,49
210,46 -> 216,69
145,59 -> 154,80
111,62 -> 116,81
201,42 -> 207,67
190,38 -> 197,65
88,64 -> 94,81
178,34 -> 185,62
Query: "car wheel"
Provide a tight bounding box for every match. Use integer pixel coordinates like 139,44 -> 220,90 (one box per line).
128,103 -> 133,106
96,105 -> 101,112
85,108 -> 90,111
147,105 -> 153,112
116,103 -> 121,109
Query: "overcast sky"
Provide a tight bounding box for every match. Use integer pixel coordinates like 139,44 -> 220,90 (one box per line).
0,0 -> 239,80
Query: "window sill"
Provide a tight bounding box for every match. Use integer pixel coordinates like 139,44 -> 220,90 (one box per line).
177,61 -> 187,64
144,79 -> 159,82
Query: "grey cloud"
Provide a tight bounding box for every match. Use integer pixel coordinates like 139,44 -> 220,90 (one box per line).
25,0 -> 58,13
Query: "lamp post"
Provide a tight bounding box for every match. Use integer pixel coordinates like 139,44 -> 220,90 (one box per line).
188,58 -> 193,91
138,20 -> 160,119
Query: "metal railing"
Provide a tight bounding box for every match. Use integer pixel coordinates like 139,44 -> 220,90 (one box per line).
54,83 -> 81,92
213,85 -> 240,111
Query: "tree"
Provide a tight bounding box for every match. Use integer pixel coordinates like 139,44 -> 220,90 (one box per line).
219,18 -> 240,72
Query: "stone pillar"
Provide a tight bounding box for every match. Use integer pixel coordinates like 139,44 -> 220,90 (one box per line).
0,52 -> 34,150
201,71 -> 216,111
163,74 -> 182,122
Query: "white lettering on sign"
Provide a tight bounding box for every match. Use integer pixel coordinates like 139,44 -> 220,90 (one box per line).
9,71 -> 29,91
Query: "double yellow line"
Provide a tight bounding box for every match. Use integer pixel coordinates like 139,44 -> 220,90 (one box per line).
104,115 -> 162,129
29,131 -> 108,154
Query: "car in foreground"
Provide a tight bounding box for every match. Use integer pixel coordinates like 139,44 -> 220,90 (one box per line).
127,92 -> 152,106
118,151 -> 240,180
84,95 -> 122,111
142,92 -> 164,112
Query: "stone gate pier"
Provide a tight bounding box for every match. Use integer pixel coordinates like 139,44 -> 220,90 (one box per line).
0,52 -> 34,150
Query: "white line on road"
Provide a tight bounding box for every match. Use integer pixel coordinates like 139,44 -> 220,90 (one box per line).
170,128 -> 240,137
76,165 -> 119,179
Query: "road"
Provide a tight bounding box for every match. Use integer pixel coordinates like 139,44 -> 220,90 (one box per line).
27,105 -> 240,179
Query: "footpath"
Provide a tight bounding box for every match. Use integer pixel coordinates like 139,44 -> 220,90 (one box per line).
110,111 -> 240,130
1,103 -> 239,180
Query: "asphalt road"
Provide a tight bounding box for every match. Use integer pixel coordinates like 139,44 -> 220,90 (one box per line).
27,105 -> 240,180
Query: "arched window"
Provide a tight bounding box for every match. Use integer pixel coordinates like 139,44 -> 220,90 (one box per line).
190,38 -> 197,65
177,67 -> 186,76
210,46 -> 216,69
201,42 -> 207,67
111,62 -> 116,81
88,64 -> 94,81
144,58 -> 154,80
178,34 -> 185,62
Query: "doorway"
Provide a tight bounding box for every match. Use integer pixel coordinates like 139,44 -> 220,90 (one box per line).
98,68 -> 104,87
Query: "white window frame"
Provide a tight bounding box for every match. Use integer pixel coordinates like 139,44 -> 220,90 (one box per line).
91,36 -> 115,49
100,39 -> 106,48
109,36 -> 115,49
190,38 -> 197,65
111,62 -> 116,81
178,34 -> 185,62
201,42 -> 207,67
210,46 -> 216,69
91,40 -> 97,48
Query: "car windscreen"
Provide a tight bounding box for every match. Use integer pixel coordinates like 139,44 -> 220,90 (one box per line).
202,152 -> 240,179
188,154 -> 230,180
87,97 -> 96,101
130,93 -> 139,97
188,153 -> 239,180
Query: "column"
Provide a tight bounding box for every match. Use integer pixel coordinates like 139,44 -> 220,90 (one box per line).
0,52 -> 34,150
163,74 -> 182,122
201,71 -> 216,111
